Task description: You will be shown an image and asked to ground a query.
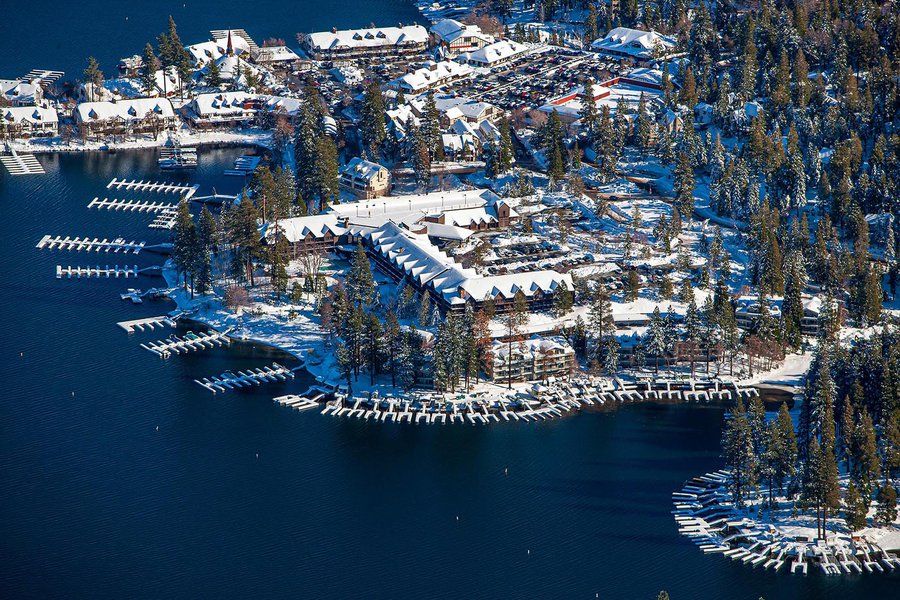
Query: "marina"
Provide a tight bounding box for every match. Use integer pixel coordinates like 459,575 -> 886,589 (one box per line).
273,394 -> 321,411
194,362 -> 294,393
105,178 -> 199,197
37,235 -> 146,253
140,329 -> 232,358
672,471 -> 900,577
87,197 -> 179,213
1,144 -> 45,176
224,154 -> 262,176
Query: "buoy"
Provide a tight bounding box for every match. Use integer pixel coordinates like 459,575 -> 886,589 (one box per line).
504,467 -> 508,475
256,453 -> 259,459
456,515 -> 459,521
527,549 -> 530,555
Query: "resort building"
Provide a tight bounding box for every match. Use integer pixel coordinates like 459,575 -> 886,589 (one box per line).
187,92 -> 263,127
539,70 -> 665,124
457,40 -> 530,68
734,295 -> 826,337
74,98 -> 176,138
358,221 -> 572,315
339,157 -> 391,199
489,337 -> 575,383
590,27 -> 676,62
429,19 -> 494,56
1,106 -> 59,138
387,60 -> 473,95
251,45 -> 301,66
300,25 -> 428,61
185,30 -> 253,68
421,197 -> 517,231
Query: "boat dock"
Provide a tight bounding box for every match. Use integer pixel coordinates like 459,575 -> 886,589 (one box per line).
194,363 -> 294,393
224,155 -> 261,176
1,144 -> 45,176
117,315 -> 177,333
274,394 -> 321,411
106,178 -> 199,198
37,235 -> 146,253
57,264 -> 138,279
141,329 -> 231,358
87,197 -> 179,213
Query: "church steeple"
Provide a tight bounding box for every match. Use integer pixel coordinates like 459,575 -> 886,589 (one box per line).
226,30 -> 234,56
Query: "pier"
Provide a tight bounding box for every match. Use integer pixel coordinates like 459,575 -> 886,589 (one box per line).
117,315 -> 178,333
224,155 -> 261,176
87,197 -> 179,213
56,264 -> 138,279
1,144 -> 45,176
106,178 -> 199,198
194,363 -> 294,393
273,394 -> 321,411
37,235 -> 146,253
141,329 -> 231,358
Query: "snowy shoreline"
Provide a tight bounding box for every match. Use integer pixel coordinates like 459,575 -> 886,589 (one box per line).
9,128 -> 275,156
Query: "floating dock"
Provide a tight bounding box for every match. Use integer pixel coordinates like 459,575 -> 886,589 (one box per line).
273,394 -> 320,411
194,363 -> 294,393
37,235 -> 146,253
148,210 -> 177,230
57,264 -> 138,279
141,329 -> 231,358
224,155 -> 261,176
106,178 -> 198,198
87,197 -> 179,213
117,315 -> 177,333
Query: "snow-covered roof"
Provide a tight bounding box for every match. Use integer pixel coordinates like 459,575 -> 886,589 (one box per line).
425,222 -> 474,241
2,106 -> 58,125
75,98 -> 175,122
492,336 -> 573,360
328,189 -> 499,221
264,214 -> 347,243
252,45 -> 301,63
458,40 -> 529,65
304,25 -> 428,52
191,92 -> 258,117
340,157 -> 388,182
0,79 -> 41,105
390,60 -> 472,93
429,19 -> 494,45
435,203 -> 519,228
186,32 -> 252,66
591,27 -> 676,60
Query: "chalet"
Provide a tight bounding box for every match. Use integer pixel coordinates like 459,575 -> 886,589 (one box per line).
490,336 -> 575,383
187,92 -> 264,127
591,27 -> 676,62
339,157 -> 391,199
429,19 -> 494,56
457,40 -> 529,68
251,45 -> 301,66
300,25 -> 428,61
422,197 -> 518,231
262,214 -> 348,254
74,98 -> 176,138
387,60 -> 473,95
0,106 -> 59,138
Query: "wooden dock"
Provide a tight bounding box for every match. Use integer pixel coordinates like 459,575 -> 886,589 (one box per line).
117,315 -> 177,333
194,363 -> 294,393
57,264 -> 138,279
141,329 -> 231,358
37,235 -> 146,253
106,178 -> 198,198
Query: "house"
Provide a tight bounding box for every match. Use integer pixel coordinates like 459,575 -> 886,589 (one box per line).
429,19 -> 494,56
300,25 -> 428,61
490,336 -> 575,383
387,60 -> 473,95
734,294 -> 826,337
457,40 -> 529,68
187,92 -> 263,127
251,45 -> 301,66
339,157 -> 391,199
262,214 -> 348,254
422,197 -> 517,230
74,98 -> 176,138
591,27 -> 676,61
0,79 -> 43,106
0,106 -> 59,138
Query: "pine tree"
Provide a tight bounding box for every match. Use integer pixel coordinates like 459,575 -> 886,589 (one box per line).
498,116 -> 514,173
844,481 -> 868,530
347,244 -> 374,306
172,200 -> 197,294
420,90 -> 443,160
140,44 -> 159,96
361,81 -> 386,159
228,196 -> 262,286
875,484 -> 898,526
673,151 -> 695,219
722,397 -> 758,506
194,205 -> 215,295
205,58 -> 221,88
579,79 -> 599,141
645,306 -> 667,373
314,134 -> 340,210
82,56 -> 104,102
268,223 -> 290,301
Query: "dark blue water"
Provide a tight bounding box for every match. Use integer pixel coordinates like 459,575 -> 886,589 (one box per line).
0,0 -> 424,79
1,147 -> 896,599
